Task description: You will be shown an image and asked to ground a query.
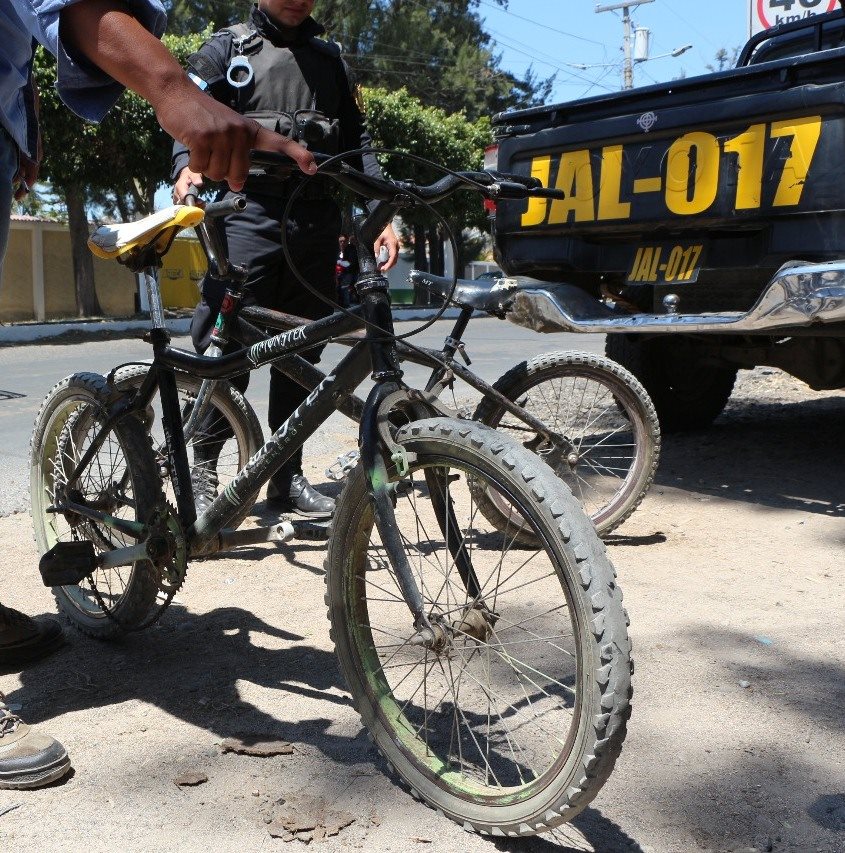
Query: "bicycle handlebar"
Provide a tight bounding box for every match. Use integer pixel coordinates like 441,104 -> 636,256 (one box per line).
203,196 -> 247,218
249,150 -> 566,203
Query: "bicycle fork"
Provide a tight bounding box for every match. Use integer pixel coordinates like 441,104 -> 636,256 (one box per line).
357,277 -> 483,649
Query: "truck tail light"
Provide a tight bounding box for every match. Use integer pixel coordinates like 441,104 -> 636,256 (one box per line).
483,144 -> 499,215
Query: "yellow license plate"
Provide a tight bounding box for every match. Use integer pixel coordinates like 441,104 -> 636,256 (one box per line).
626,243 -> 705,285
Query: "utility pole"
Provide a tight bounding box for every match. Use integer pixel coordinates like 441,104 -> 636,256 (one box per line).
596,0 -> 654,90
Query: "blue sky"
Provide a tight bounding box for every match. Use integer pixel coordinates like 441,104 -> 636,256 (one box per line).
479,0 -> 751,103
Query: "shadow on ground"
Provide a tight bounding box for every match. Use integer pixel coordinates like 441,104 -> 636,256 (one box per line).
8,597 -> 644,852
655,394 -> 845,519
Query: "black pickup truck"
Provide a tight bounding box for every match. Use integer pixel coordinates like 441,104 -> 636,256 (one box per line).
488,10 -> 845,429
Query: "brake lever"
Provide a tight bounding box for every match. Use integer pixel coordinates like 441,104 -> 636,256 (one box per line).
486,170 -> 542,190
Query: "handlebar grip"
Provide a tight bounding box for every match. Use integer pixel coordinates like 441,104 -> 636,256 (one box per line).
203,196 -> 248,218
493,183 -> 567,201
529,187 -> 567,199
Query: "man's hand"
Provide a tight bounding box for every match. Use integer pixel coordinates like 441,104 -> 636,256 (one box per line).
156,86 -> 317,191
374,224 -> 399,272
13,153 -> 40,201
60,0 -> 317,191
172,167 -> 205,203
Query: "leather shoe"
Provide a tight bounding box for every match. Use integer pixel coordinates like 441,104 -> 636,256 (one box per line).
266,474 -> 335,519
0,606 -> 65,675
191,466 -> 218,517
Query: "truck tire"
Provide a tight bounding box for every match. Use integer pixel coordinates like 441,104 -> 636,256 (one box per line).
606,335 -> 737,432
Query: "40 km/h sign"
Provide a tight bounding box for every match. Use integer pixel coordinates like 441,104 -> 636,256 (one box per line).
750,0 -> 840,36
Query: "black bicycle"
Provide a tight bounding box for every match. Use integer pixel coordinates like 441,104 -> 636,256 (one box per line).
111,189 -> 659,545
30,153 -> 632,836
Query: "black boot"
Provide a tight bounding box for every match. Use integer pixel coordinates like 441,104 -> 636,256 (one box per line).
266,474 -> 335,519
0,606 -> 65,675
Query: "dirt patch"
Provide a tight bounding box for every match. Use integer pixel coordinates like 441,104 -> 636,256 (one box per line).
0,367 -> 842,852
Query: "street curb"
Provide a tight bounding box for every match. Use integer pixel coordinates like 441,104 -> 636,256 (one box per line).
0,308 -> 471,345
0,317 -> 192,344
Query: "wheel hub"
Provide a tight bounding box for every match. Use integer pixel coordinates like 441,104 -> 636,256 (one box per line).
524,433 -> 569,470
451,605 -> 495,644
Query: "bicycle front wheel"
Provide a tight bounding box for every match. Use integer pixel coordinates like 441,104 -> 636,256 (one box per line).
473,351 -> 660,540
325,418 -> 631,835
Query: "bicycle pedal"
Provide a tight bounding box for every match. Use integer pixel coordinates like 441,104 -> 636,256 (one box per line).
291,519 -> 331,541
325,449 -> 360,482
38,541 -> 97,587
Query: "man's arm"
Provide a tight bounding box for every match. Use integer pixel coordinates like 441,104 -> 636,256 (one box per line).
15,65 -> 41,201
170,34 -> 232,201
59,0 -> 316,189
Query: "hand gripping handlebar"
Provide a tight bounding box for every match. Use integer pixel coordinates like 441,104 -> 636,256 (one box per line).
248,150 -> 567,203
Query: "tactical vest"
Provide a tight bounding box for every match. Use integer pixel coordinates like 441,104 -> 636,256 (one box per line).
223,23 -> 341,155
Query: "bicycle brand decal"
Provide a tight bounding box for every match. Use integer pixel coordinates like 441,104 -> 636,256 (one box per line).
519,115 -> 823,227
247,326 -> 307,365
220,369 -> 338,509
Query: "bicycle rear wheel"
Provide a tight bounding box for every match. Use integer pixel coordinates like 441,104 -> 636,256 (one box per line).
473,351 -> 660,541
30,373 -> 161,637
325,418 -> 631,835
113,366 -> 263,529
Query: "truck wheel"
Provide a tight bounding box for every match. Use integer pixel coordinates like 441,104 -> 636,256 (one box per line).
606,336 -> 737,432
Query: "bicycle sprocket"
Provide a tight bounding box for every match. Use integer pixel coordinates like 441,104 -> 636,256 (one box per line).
85,499 -> 188,632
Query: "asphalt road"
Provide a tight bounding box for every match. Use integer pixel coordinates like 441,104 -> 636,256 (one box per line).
0,317 -> 604,516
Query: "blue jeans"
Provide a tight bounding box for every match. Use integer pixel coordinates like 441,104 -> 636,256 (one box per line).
0,127 -> 18,285
0,129 -> 18,622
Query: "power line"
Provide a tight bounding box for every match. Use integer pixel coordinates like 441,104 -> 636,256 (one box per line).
659,1 -> 720,51
484,26 -> 617,91
476,0 -> 608,48
399,0 -> 593,77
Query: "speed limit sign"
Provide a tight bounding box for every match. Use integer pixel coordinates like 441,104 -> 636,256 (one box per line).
750,0 -> 840,36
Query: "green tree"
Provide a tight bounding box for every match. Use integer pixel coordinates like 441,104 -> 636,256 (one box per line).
317,0 -> 550,120
164,0 -> 251,35
32,31 -> 206,316
706,47 -> 740,73
361,86 -> 491,275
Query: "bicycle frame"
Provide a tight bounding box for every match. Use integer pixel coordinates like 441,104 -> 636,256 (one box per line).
207,301 -> 560,445
58,198 -> 470,639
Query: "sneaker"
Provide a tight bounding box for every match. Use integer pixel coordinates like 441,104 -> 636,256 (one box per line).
0,607 -> 65,675
0,707 -> 71,789
266,474 -> 335,519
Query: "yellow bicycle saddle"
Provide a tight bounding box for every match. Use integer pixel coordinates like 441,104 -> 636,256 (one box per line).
88,205 -> 205,262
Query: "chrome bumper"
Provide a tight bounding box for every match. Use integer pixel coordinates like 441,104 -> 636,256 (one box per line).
505,260 -> 845,335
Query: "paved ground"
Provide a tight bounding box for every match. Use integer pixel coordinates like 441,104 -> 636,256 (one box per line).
0,324 -> 843,853
0,317 -> 603,516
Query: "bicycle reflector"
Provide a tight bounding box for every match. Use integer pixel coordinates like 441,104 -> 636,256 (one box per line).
483,144 -> 499,215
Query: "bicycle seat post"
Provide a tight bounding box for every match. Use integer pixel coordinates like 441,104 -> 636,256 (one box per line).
140,262 -> 167,334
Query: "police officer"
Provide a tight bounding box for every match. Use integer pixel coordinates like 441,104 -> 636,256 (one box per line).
172,0 -> 398,519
